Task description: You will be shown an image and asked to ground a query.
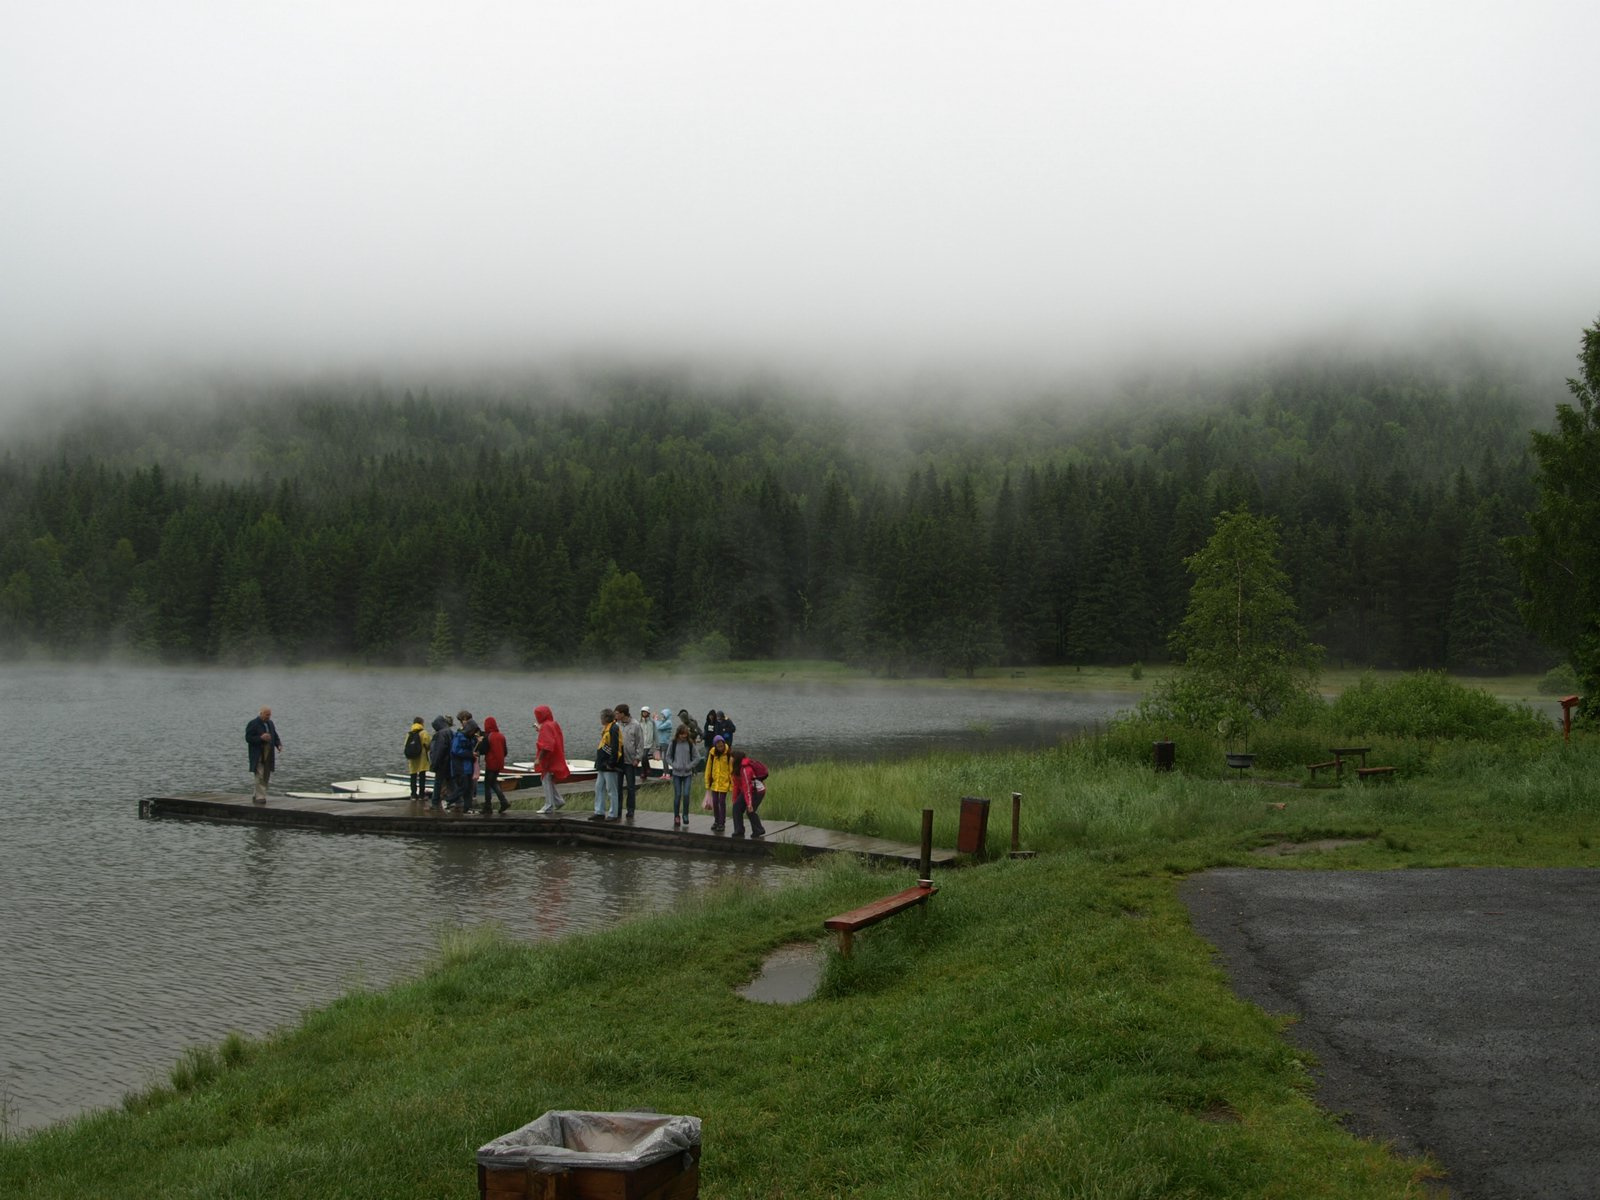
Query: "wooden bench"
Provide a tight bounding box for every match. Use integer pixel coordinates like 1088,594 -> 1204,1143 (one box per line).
1357,766 -> 1396,782
824,883 -> 938,957
1307,759 -> 1341,781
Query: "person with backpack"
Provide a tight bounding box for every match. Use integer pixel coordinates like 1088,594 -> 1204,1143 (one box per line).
704,734 -> 732,832
404,717 -> 430,801
678,709 -> 701,744
703,709 -> 718,752
730,750 -> 766,839
666,723 -> 699,830
533,704 -> 570,814
480,716 -> 509,814
427,715 -> 454,810
591,708 -> 623,822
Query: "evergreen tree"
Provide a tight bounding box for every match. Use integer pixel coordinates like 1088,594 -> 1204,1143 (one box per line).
583,564 -> 654,665
1447,501 -> 1522,673
215,579 -> 272,665
426,607 -> 455,669
1169,509 -> 1322,729
1508,316 -> 1600,713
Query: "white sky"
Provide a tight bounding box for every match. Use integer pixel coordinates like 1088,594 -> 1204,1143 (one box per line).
2,0 -> 1597,381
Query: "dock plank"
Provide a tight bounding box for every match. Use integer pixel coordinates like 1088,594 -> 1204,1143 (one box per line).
138,792 -> 959,868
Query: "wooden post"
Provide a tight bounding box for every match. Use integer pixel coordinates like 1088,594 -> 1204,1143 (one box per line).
919,808 -> 934,887
1010,792 -> 1022,854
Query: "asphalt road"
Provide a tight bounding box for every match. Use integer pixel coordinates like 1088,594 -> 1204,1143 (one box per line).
1181,868 -> 1600,1200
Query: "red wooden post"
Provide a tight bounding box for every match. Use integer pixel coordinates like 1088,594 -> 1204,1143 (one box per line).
1560,695 -> 1581,744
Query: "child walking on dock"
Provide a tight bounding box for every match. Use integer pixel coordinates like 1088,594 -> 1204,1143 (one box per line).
667,724 -> 698,829
704,735 -> 731,832
730,750 -> 765,839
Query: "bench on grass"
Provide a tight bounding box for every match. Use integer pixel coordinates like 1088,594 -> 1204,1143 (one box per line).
1357,766 -> 1397,782
1307,759 -> 1341,781
824,883 -> 938,957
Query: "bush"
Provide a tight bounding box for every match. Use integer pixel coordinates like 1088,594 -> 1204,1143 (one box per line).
680,630 -> 732,665
1328,671 -> 1553,740
1538,662 -> 1580,695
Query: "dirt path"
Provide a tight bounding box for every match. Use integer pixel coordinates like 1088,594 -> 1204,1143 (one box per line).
1181,867 -> 1600,1200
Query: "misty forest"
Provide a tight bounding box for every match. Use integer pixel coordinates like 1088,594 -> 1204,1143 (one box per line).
0,348 -> 1571,677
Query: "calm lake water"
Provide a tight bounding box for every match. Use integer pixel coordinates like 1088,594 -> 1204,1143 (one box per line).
0,664 -> 1126,1133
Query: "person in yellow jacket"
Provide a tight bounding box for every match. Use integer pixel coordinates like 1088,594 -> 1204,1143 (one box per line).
404,716 -> 431,801
591,708 -> 624,821
704,735 -> 732,832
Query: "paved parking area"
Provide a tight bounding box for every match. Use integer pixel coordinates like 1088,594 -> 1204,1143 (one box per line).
1181,868 -> 1600,1200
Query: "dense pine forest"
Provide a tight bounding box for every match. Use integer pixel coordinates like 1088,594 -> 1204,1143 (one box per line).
0,347 -> 1565,674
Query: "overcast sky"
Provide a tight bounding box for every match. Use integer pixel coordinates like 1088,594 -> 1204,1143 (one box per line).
3,0 -> 1597,386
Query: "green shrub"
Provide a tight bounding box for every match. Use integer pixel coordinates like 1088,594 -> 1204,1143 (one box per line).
1538,662 -> 1580,695
1328,671 -> 1552,740
680,630 -> 732,665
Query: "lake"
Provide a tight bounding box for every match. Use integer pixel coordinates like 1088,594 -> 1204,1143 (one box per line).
0,663 -> 1127,1132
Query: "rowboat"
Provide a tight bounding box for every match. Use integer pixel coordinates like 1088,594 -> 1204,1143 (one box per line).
508,759 -> 599,782
327,778 -> 415,799
381,771 -> 539,792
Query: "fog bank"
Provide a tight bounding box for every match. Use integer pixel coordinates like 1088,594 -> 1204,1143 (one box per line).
4,1 -> 1597,397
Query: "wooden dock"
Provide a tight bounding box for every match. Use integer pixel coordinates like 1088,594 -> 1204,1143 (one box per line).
137,791 -> 960,869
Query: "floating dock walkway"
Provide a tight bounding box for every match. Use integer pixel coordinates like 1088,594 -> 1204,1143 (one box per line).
138,791 -> 960,869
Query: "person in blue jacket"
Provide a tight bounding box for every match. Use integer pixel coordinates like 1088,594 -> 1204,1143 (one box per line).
449,712 -> 479,812
245,707 -> 281,804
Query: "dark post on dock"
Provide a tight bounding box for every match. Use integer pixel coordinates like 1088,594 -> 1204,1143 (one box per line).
919,808 -> 934,887
1008,791 -> 1036,859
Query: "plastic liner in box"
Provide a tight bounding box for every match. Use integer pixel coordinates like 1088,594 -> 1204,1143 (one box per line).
476,1110 -> 701,1173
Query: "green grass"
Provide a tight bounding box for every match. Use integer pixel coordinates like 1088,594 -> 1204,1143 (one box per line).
7,723 -> 1596,1197
650,657 -> 1560,709
0,856 -> 1443,1200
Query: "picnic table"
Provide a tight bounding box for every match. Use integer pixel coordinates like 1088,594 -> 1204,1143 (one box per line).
1331,747 -> 1371,773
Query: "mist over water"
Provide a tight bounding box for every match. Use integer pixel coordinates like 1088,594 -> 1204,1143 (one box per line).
0,663 -> 1115,1133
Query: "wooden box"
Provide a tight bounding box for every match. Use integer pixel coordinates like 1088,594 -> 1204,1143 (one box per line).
478,1145 -> 700,1200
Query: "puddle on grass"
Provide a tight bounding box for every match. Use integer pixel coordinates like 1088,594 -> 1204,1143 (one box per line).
738,941 -> 826,1004
1252,837 -> 1375,857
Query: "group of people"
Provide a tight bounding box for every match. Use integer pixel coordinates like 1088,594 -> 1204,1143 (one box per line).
587,704 -> 760,835
403,711 -> 513,815
402,705 -> 573,816
245,701 -> 762,837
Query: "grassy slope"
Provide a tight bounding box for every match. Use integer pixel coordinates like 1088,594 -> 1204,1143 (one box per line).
5,731 -> 1596,1198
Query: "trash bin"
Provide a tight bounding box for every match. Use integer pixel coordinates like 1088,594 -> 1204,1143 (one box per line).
1152,740 -> 1175,772
477,1110 -> 701,1199
957,795 -> 991,855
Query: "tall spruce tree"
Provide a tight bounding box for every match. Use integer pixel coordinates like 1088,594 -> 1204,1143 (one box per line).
1169,508 -> 1322,729
1508,317 -> 1600,714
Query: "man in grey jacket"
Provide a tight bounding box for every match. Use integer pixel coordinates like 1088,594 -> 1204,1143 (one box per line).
615,702 -> 646,821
